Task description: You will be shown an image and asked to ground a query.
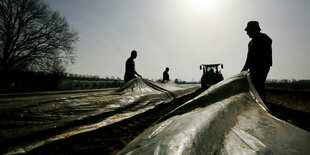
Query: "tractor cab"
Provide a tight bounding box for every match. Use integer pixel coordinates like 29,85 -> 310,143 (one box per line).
200,63 -> 224,90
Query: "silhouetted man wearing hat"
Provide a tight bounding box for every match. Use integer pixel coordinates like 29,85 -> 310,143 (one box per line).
124,50 -> 142,83
242,21 -> 272,102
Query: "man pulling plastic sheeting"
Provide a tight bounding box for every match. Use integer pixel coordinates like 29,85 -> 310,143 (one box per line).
118,71 -> 310,155
242,21 -> 272,103
124,50 -> 142,83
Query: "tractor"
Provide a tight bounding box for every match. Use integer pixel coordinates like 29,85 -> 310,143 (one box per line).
200,63 -> 224,90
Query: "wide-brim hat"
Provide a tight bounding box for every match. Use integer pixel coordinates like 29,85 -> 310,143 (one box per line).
245,21 -> 261,31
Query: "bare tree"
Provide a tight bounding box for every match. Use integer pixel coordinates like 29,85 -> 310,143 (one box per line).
0,0 -> 78,73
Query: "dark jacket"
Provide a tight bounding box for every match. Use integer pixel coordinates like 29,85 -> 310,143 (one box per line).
163,71 -> 169,82
124,57 -> 136,82
242,33 -> 272,71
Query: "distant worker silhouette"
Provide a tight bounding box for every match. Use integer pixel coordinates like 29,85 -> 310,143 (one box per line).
124,50 -> 142,83
162,67 -> 170,82
241,21 -> 272,102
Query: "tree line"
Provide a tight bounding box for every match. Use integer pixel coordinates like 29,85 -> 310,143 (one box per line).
266,79 -> 310,83
0,0 -> 78,93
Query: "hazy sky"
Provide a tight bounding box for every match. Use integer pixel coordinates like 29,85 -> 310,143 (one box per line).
45,0 -> 310,81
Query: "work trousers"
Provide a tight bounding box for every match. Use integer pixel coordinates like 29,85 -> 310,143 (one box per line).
250,67 -> 270,103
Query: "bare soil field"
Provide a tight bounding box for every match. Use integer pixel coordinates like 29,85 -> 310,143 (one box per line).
265,82 -> 310,133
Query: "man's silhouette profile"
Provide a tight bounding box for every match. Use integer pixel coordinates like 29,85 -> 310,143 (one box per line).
242,21 -> 272,102
124,50 -> 142,83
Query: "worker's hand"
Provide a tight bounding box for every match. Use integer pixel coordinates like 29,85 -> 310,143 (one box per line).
241,67 -> 248,72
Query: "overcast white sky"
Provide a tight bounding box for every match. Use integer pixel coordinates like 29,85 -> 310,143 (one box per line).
45,0 -> 310,81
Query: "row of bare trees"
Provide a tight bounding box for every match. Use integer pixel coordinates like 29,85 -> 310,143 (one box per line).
0,0 -> 78,73
266,79 -> 310,83
0,0 -> 79,92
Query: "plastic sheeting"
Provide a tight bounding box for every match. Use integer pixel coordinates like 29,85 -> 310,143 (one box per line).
0,78 -> 199,154
118,72 -> 310,155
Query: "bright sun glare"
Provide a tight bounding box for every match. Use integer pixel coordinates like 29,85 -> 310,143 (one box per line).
183,0 -> 219,12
